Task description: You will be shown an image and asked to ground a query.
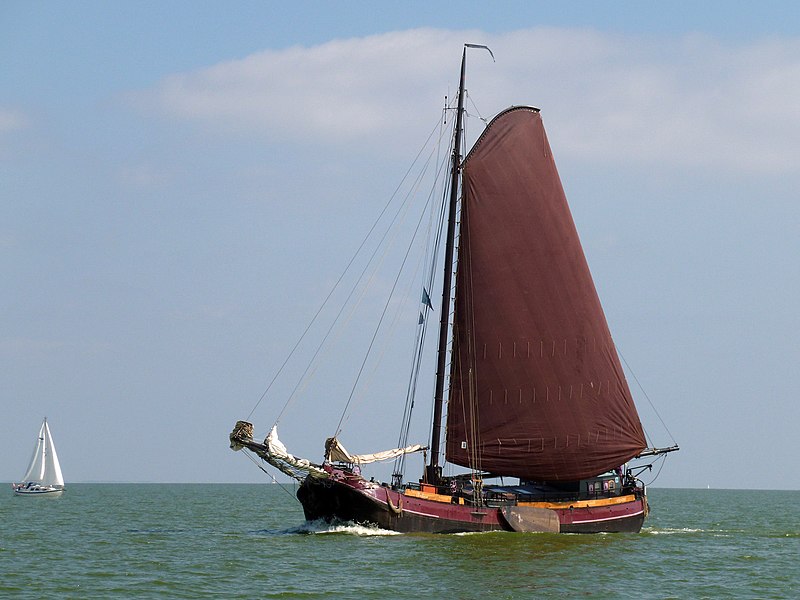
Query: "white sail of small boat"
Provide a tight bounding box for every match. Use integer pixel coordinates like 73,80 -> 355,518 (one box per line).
12,418 -> 65,496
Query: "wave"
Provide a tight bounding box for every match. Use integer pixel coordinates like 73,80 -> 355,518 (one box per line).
259,519 -> 402,536
644,527 -> 705,535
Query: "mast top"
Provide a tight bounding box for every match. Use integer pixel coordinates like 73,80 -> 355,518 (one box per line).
464,44 -> 494,62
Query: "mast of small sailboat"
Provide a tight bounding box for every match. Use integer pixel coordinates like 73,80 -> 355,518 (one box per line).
425,47 -> 468,485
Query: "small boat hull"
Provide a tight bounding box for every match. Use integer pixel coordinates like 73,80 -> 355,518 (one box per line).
12,485 -> 64,496
297,474 -> 647,534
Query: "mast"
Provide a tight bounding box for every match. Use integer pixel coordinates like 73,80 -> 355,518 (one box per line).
425,45 -> 472,485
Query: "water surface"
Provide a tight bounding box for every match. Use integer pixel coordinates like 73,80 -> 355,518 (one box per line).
1,485 -> 797,598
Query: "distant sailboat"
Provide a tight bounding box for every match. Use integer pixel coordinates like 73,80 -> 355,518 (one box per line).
12,418 -> 65,496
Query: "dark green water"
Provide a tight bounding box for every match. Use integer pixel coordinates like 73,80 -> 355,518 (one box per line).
1,485 -> 798,598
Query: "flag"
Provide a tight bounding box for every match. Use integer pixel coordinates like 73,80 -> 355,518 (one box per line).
422,288 -> 433,310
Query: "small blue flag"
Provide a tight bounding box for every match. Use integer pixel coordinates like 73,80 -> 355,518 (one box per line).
422,288 -> 433,310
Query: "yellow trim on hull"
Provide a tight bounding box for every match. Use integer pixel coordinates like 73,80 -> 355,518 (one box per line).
402,488 -> 640,510
403,488 -> 460,503
519,494 -> 640,510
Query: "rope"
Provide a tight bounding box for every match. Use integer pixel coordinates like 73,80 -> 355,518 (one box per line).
617,349 -> 678,447
334,171 -> 441,436
251,113 -> 449,425
641,453 -> 668,487
241,451 -> 301,504
343,118 -> 453,441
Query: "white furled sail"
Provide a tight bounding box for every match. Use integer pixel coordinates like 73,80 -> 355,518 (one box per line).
230,422 -> 329,482
324,437 -> 425,465
14,418 -> 65,495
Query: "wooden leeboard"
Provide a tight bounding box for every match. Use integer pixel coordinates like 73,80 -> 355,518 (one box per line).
501,506 -> 561,533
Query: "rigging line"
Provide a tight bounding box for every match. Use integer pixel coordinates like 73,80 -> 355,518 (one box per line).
332,140 -> 438,349
241,451 -> 301,504
464,213 -> 483,477
641,453 -> 668,486
249,114 -> 451,423
395,324 -> 427,467
414,127 -> 449,330
424,163 -> 453,451
288,139 -> 441,431
617,349 -> 678,446
402,277 -> 437,431
466,90 -> 489,126
338,230 -> 430,432
335,175 -> 441,437
292,112 -> 450,413
295,153 -> 429,416
276,194 -> 415,430
343,143 -> 450,435
459,222 -> 483,479
422,121 -> 461,452
395,170 -> 444,458
332,125 -> 451,434
397,328 -> 425,446
424,100 -> 455,293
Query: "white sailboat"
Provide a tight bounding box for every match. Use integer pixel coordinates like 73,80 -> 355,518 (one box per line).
12,418 -> 65,496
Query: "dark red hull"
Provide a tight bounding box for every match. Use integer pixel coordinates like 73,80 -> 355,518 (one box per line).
297,475 -> 646,534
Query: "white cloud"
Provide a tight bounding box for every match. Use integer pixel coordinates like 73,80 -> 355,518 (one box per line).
133,28 -> 800,174
131,29 -> 467,143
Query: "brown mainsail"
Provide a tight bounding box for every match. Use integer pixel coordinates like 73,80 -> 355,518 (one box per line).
445,106 -> 647,481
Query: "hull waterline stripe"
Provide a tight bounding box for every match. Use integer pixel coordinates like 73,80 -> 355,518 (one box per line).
399,508 -> 442,519
567,509 -> 644,524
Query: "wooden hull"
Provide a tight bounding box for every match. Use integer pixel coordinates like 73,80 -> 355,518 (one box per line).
297,475 -> 646,534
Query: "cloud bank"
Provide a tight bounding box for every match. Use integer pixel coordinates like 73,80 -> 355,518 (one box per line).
134,28 -> 800,174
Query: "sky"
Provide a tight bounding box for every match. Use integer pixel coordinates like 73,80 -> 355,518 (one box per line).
2,1 -> 799,489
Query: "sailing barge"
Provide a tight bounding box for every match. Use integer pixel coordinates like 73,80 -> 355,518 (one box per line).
230,45 -> 677,533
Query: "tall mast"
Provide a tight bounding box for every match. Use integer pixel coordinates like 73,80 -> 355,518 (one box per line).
425,47 -> 469,485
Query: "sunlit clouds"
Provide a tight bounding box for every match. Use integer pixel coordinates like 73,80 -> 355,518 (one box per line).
132,28 -> 800,175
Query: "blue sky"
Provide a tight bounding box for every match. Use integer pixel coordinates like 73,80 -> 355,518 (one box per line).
2,2 -> 799,489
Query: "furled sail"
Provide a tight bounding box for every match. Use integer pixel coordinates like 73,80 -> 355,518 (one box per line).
263,426 -> 328,480
229,421 -> 328,480
445,107 -> 646,481
325,437 -> 425,465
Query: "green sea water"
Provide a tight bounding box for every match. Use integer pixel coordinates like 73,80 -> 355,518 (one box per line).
1,485 -> 798,599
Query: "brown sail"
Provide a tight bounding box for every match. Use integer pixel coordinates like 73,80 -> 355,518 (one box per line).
445,106 -> 646,481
